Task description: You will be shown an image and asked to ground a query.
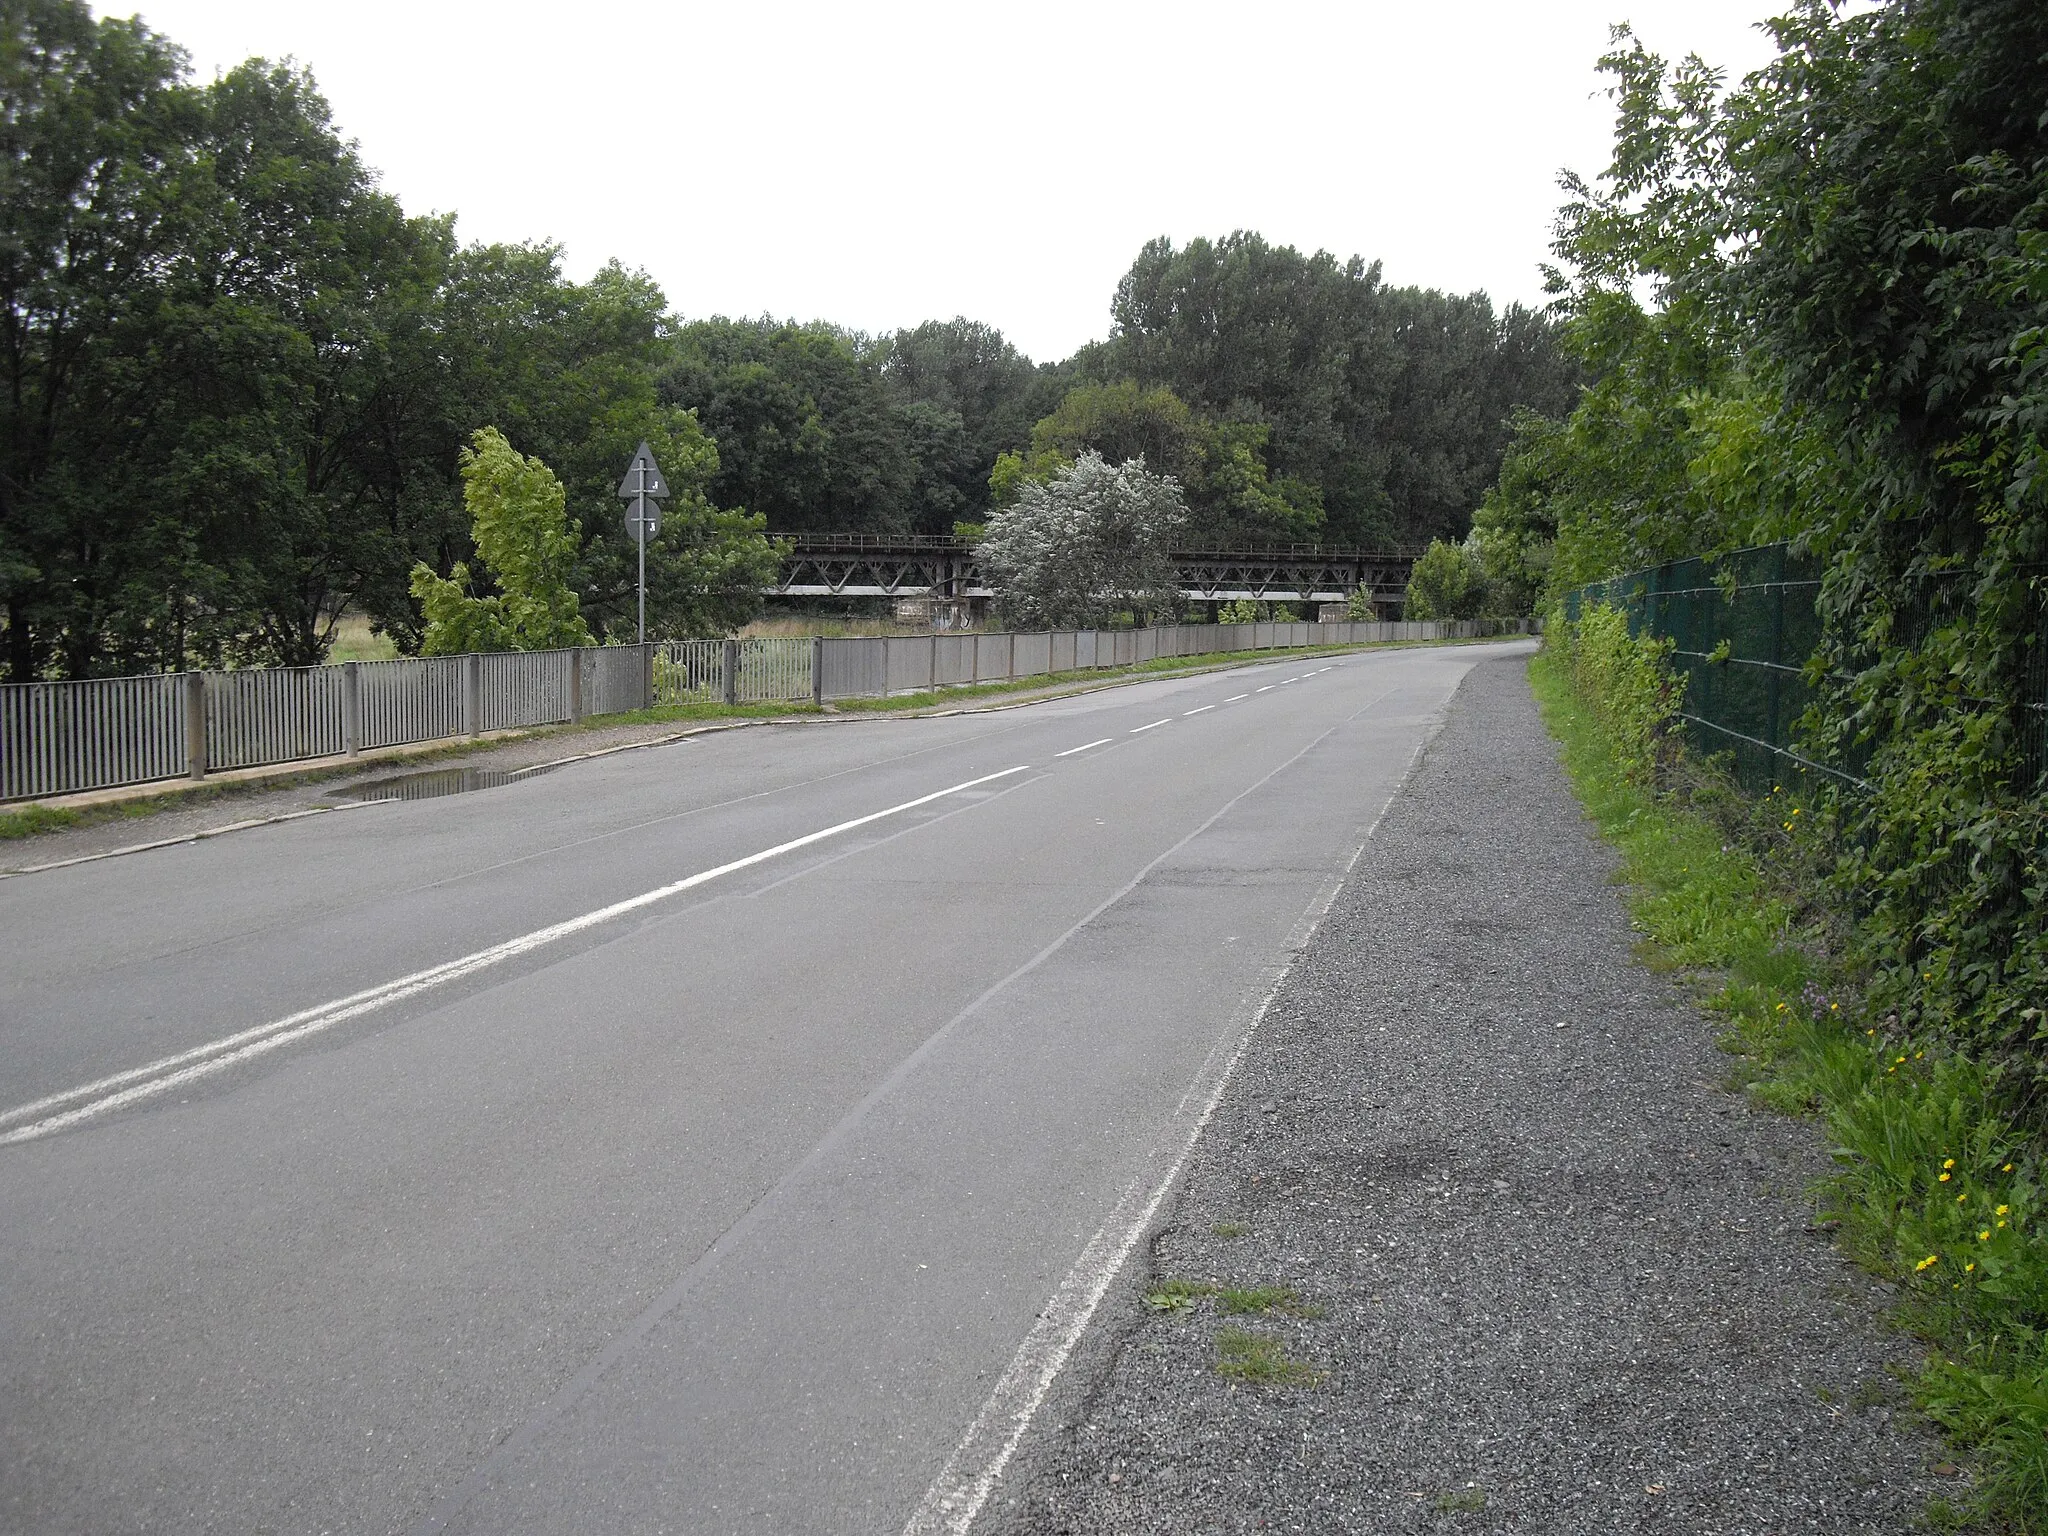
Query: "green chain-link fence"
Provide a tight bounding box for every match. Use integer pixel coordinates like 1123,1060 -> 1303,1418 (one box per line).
1563,545 -> 1837,792
1563,545 -> 2048,796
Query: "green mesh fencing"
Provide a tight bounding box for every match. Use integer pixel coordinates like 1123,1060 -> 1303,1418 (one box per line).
1564,546 -> 1841,794
1565,546 -> 2048,797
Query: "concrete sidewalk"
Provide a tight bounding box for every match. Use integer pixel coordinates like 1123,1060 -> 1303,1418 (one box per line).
978,656 -> 1943,1535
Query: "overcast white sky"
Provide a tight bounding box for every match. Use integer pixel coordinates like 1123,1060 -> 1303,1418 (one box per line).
114,0 -> 1784,363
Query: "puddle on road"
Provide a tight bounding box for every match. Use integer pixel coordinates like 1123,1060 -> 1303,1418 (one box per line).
326,764 -> 561,803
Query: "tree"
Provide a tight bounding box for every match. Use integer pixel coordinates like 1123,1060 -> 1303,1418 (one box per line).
978,453 -> 1187,628
146,59 -> 458,668
1402,538 -> 1487,620
990,381 -> 1323,545
0,0 -> 198,680
1467,410 -> 1565,615
409,428 -> 591,654
1098,232 -> 1580,547
661,319 -> 920,534
876,318 -> 1064,526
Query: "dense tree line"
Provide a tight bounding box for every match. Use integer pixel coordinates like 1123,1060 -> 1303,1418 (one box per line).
0,0 -> 772,679
2,0 -> 1576,679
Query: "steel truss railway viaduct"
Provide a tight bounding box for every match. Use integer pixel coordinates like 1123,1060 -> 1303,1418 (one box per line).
772,533 -> 1423,617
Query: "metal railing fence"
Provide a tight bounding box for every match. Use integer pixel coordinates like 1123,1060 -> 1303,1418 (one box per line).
1,619 -> 1532,801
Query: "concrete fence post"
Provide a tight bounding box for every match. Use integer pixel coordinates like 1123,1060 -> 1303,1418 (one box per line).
465,653 -> 482,738
811,637 -> 824,707
722,638 -> 740,705
183,671 -> 207,780
569,649 -> 585,724
342,661 -> 361,757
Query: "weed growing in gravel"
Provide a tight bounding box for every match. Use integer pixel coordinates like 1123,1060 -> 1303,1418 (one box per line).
1217,1284 -> 1323,1318
1532,646 -> 2048,1527
1210,1221 -> 1248,1238
1433,1486 -> 1488,1513
1214,1328 -> 1323,1386
1144,1279 -> 1214,1313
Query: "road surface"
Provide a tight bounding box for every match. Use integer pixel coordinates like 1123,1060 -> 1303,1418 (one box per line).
0,640 -> 1530,1535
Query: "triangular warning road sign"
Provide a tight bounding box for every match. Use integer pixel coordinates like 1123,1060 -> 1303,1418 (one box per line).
615,441 -> 671,500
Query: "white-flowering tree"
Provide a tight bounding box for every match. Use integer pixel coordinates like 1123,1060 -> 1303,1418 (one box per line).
978,452 -> 1187,628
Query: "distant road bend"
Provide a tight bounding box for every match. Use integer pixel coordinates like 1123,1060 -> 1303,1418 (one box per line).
0,639 -> 1532,1535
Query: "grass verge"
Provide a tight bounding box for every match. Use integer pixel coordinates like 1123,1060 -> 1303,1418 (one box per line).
1530,644 -> 2048,1531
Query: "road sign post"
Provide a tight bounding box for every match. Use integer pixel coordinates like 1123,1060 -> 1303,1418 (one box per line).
615,441 -> 671,644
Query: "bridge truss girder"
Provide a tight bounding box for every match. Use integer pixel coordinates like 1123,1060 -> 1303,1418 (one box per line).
771,540 -> 1418,607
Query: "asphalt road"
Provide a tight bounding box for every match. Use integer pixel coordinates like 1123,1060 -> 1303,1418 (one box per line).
0,640 -> 1529,1535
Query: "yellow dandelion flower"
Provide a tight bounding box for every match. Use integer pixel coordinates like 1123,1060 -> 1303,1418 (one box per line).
1980,1230 -> 1992,1240
1966,1262 -> 1977,1272
1959,1192 -> 1969,1202
1945,1160 -> 1957,1169
1917,1254 -> 1940,1271
1940,1172 -> 1952,1182
2004,1163 -> 2015,1172
1997,1205 -> 2009,1216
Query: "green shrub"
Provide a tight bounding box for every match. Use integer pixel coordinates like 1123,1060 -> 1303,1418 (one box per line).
1402,539 -> 1487,620
1555,602 -> 1677,783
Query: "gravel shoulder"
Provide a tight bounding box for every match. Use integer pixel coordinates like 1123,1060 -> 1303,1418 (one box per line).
976,654 -> 1943,1535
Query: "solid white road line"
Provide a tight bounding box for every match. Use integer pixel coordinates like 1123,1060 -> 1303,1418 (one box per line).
1129,720 -> 1170,734
900,694 -> 1426,1536
0,766 -> 1031,1148
414,684 -> 1407,1536
1181,706 -> 1215,717
1053,739 -> 1112,758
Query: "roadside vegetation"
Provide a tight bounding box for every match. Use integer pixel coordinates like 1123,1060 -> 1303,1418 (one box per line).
1538,618 -> 2048,1528
1480,4 -> 2046,1517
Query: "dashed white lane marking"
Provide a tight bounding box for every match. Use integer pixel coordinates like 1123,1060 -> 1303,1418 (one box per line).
1054,739 -> 1112,758
0,766 -> 1031,1148
1255,686 -> 1275,693
1129,720 -> 1171,734
1224,694 -> 1249,702
1181,706 -> 1216,717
